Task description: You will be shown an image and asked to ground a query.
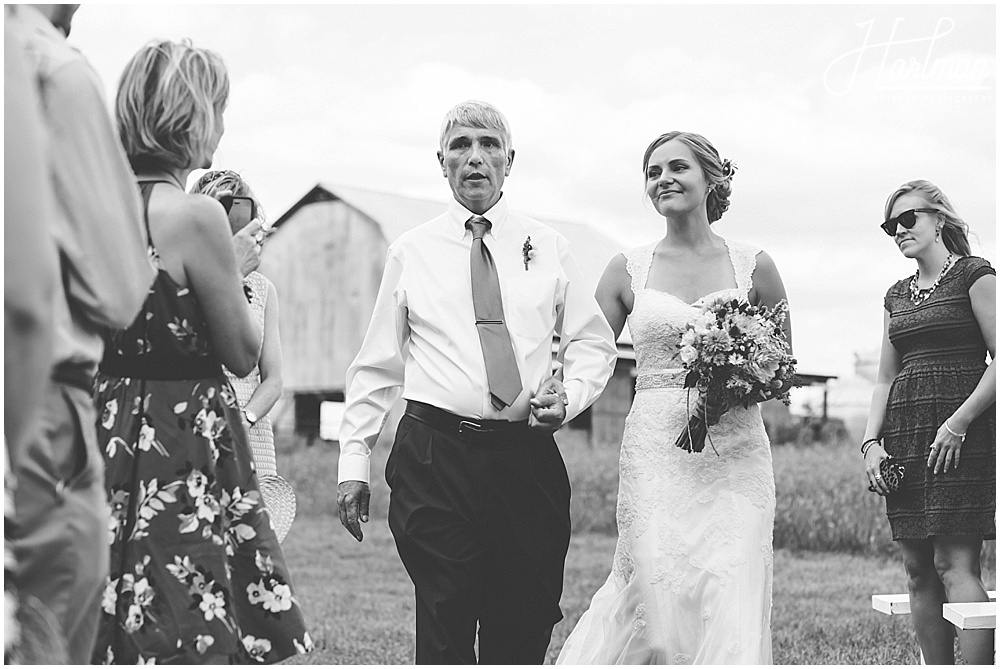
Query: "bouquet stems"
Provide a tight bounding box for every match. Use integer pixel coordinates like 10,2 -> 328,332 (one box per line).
675,390 -> 725,454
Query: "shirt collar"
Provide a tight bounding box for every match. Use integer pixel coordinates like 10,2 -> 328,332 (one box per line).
448,194 -> 510,241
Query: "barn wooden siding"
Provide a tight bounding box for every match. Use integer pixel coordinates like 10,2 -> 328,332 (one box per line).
259,198 -> 389,433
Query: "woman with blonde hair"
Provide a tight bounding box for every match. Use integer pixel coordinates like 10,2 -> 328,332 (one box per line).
94,40 -> 311,663
862,180 -> 995,664
190,169 -> 296,543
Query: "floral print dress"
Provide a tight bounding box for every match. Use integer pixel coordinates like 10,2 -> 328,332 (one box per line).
92,180 -> 312,664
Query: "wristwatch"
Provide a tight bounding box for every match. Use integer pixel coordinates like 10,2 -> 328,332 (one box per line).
242,408 -> 259,426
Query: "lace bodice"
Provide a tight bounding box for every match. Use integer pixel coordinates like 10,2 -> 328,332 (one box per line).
625,239 -> 760,380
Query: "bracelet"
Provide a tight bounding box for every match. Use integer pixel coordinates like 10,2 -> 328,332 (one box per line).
860,438 -> 880,457
944,420 -> 966,440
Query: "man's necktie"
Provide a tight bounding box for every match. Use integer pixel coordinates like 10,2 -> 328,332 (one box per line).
466,215 -> 523,411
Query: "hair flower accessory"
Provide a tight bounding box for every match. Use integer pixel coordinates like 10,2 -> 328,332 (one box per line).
522,236 -> 534,270
720,158 -> 737,179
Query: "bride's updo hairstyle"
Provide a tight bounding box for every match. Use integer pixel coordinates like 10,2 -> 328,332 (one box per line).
116,39 -> 229,172
883,180 -> 972,257
642,131 -> 736,223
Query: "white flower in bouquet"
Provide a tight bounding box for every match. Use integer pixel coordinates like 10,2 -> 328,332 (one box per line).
747,349 -> 783,385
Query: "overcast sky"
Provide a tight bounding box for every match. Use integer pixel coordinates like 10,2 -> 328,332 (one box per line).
69,3 -> 996,378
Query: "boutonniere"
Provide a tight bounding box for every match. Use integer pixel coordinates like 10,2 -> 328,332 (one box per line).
522,236 -> 534,270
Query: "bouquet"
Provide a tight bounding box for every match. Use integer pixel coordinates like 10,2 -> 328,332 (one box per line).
675,297 -> 796,453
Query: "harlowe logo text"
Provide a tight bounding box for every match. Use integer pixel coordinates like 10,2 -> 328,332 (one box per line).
824,17 -> 992,96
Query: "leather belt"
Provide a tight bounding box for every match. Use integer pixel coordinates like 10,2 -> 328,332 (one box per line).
405,401 -> 528,437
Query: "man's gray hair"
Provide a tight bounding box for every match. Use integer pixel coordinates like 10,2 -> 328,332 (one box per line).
438,100 -> 513,153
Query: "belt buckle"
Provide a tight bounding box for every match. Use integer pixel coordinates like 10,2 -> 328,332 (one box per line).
458,420 -> 484,434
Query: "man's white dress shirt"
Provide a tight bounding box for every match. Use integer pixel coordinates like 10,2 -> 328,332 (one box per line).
338,195 -> 617,484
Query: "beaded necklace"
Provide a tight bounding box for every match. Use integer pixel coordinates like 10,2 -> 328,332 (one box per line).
909,253 -> 955,305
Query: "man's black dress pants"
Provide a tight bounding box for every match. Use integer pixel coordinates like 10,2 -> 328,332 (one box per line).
386,402 -> 572,664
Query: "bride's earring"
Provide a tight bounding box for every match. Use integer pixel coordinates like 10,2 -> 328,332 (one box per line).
935,226 -> 942,242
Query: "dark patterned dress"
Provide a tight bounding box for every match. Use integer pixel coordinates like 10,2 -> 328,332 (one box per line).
92,181 -> 312,663
882,255 -> 996,540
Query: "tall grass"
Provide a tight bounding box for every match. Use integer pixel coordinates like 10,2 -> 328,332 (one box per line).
277,429 -> 995,573
556,433 -> 895,553
772,442 -> 894,555
772,442 -> 995,577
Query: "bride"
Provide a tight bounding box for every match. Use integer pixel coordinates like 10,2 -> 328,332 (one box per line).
557,132 -> 792,664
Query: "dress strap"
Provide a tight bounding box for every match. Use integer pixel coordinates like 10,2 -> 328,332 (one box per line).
624,241 -> 658,296
136,179 -> 181,268
137,181 -> 158,249
725,239 -> 761,296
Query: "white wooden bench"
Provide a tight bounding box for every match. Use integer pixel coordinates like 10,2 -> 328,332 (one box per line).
942,601 -> 997,664
871,590 -> 997,615
942,601 -> 997,629
871,591 -> 997,664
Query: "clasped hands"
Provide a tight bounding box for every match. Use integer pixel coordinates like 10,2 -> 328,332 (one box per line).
337,373 -> 569,542
528,372 -> 569,432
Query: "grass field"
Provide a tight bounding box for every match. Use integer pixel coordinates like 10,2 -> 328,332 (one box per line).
276,433 -> 995,664
280,515 -> 942,665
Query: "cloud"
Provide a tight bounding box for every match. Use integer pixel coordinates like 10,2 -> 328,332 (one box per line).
69,4 -> 995,378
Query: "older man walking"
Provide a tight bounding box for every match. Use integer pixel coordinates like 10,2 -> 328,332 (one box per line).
337,100 -> 617,664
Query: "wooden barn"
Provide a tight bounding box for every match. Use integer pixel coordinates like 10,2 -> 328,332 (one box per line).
259,183 -> 636,447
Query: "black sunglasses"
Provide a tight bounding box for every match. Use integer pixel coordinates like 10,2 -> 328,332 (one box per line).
881,208 -> 937,237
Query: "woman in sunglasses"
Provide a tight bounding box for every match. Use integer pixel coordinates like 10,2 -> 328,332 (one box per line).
861,180 -> 995,664
190,170 -> 296,544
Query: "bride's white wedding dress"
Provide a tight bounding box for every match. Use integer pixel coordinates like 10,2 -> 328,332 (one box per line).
557,239 -> 775,665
